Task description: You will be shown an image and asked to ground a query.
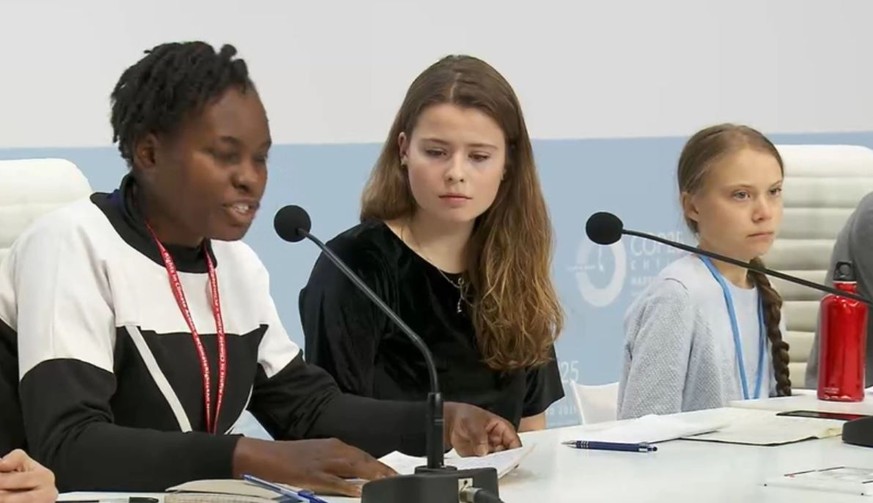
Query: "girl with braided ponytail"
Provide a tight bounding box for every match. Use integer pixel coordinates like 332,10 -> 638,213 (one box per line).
618,123 -> 791,419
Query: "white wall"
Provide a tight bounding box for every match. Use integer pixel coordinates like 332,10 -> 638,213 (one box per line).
1,0 -> 872,148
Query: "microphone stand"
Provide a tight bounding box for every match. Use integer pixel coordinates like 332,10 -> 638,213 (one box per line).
296,229 -> 501,502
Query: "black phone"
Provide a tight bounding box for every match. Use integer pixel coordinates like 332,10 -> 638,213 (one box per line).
776,409 -> 869,421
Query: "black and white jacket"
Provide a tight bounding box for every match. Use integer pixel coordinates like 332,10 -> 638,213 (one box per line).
0,176 -> 427,492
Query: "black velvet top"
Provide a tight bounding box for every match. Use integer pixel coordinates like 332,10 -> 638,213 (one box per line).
299,220 -> 564,428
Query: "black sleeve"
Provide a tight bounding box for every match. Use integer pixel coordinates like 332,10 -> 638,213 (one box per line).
8,219 -> 240,492
522,345 -> 565,417
847,200 -> 873,388
249,353 -> 428,458
0,321 -> 25,456
20,361 -> 239,491
251,258 -> 428,458
298,238 -> 395,396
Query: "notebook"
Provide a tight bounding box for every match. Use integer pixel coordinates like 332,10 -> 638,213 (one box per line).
681,408 -> 844,446
165,479 -> 301,502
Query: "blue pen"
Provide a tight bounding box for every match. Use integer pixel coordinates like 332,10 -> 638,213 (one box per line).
562,440 -> 658,452
243,474 -> 329,503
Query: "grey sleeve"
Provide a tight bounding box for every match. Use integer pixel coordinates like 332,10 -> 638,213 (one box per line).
617,279 -> 695,420
807,195 -> 873,389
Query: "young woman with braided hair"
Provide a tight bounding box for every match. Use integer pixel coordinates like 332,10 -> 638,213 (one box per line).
618,123 -> 791,419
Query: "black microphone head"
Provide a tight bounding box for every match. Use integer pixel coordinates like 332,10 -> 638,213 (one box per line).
586,212 -> 624,245
274,205 -> 312,243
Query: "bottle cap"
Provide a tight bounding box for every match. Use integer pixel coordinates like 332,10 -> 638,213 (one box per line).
834,261 -> 856,282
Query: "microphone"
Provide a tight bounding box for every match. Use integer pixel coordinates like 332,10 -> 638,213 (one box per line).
274,205 -> 502,503
585,211 -> 873,449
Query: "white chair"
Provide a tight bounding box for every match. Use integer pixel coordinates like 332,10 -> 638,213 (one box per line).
571,381 -> 619,425
0,158 -> 91,264
763,145 -> 873,388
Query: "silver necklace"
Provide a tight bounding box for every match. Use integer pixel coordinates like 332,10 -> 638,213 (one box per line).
437,270 -> 466,314
404,223 -> 467,313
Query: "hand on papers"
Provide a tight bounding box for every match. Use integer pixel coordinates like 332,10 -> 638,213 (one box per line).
381,444 -> 534,479
231,438 -> 396,497
444,402 -> 522,456
0,449 -> 58,503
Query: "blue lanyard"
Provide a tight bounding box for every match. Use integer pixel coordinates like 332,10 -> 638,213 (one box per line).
699,256 -> 767,400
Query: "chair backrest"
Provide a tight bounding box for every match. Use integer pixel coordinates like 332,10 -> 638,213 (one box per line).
571,381 -> 619,425
763,144 -> 873,388
0,158 -> 92,264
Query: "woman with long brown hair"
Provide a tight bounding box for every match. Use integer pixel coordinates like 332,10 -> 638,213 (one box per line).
300,55 -> 564,432
617,124 -> 792,420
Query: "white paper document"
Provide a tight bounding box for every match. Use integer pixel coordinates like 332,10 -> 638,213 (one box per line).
379,444 -> 534,478
567,413 -> 728,444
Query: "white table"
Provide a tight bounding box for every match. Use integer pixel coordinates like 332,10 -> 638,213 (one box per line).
486,418 -> 872,502
60,407 -> 873,503
731,388 -> 873,415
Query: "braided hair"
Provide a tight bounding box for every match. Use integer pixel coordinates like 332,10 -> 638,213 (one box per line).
110,41 -> 254,167
748,259 -> 792,396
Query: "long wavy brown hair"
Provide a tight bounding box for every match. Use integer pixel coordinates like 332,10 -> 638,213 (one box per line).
360,55 -> 563,371
678,123 -> 791,397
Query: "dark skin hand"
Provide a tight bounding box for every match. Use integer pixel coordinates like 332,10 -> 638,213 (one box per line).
232,438 -> 395,497
230,401 -> 522,497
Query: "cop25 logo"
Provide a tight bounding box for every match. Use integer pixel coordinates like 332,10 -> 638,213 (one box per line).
572,229 -> 686,307
572,238 -> 627,308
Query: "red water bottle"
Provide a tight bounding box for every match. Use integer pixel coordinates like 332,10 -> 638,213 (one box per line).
817,261 -> 868,402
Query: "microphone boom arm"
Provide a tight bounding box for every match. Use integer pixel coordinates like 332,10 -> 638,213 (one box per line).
275,205 -> 503,501
300,229 -> 446,470
623,229 -> 871,305
300,229 -> 441,391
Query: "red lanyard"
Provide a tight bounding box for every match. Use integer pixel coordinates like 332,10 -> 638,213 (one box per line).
145,224 -> 227,434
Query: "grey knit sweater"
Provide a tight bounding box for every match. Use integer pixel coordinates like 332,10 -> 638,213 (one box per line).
618,254 -> 779,420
